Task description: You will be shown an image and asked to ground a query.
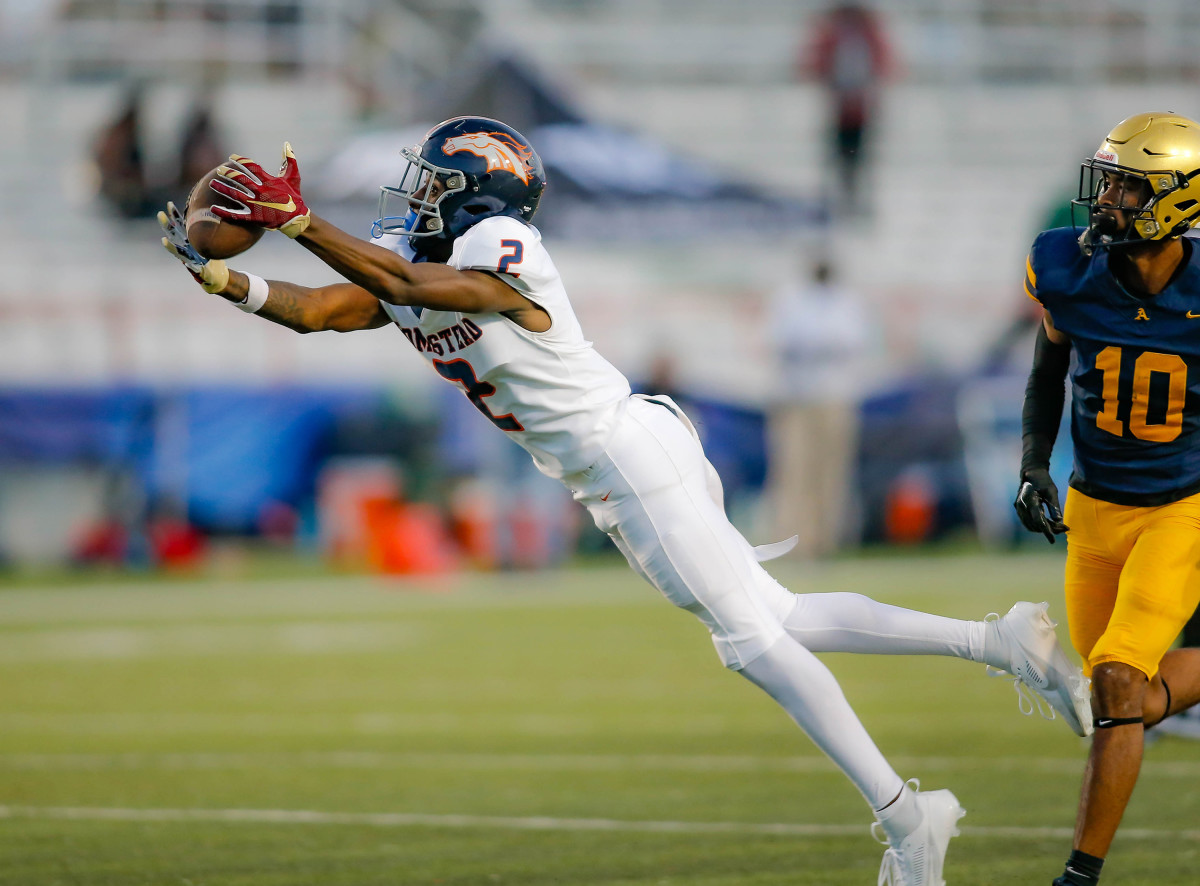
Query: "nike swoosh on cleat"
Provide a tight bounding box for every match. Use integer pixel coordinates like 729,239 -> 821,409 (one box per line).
247,197 -> 296,212
1188,311 -> 1200,319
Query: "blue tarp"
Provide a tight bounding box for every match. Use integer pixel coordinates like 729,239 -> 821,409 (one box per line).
0,386 -> 385,533
0,386 -> 769,535
0,378 -> 1028,545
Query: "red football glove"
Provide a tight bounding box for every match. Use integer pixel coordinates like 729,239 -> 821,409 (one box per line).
209,142 -> 311,238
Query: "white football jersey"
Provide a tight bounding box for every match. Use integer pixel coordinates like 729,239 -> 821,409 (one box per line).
378,216 -> 631,478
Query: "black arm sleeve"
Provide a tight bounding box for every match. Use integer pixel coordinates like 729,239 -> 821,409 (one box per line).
1020,321 -> 1071,477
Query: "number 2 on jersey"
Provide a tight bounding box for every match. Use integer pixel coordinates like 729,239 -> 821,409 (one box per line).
1094,346 -> 1187,442
433,358 -> 524,432
498,240 -> 523,276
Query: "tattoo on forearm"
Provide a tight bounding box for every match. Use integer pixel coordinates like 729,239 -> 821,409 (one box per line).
257,281 -> 314,332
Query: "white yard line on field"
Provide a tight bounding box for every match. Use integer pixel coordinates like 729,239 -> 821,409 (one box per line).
0,804 -> 1198,841
1,751 -> 1199,777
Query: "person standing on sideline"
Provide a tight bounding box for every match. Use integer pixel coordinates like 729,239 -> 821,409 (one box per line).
1014,110 -> 1200,886
764,253 -> 869,558
160,116 -> 1091,886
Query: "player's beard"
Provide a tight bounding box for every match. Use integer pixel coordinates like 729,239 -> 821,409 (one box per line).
1079,205 -> 1142,256
1089,207 -> 1124,238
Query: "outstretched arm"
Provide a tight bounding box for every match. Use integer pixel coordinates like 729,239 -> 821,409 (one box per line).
219,271 -> 391,334
208,145 -> 548,330
295,214 -> 532,316
159,201 -> 389,334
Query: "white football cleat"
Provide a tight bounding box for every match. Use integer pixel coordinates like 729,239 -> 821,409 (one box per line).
987,601 -> 1093,737
874,783 -> 965,886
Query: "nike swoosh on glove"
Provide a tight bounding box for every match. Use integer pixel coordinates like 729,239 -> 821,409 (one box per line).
158,201 -> 229,293
209,142 -> 311,238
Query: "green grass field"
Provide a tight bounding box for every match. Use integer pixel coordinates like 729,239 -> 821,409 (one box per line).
1,551 -> 1197,885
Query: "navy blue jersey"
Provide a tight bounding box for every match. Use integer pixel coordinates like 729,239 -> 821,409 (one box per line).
1025,228 -> 1200,505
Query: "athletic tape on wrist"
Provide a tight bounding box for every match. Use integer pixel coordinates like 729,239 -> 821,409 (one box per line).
235,274 -> 269,313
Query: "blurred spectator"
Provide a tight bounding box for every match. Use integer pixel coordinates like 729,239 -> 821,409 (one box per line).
90,83 -> 154,219
763,254 -> 869,558
800,2 -> 893,216
174,88 -> 227,200
92,83 -> 229,219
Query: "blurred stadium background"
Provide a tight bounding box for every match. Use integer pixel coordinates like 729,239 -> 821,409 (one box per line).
2,2 -> 1200,884
11,0 -> 1200,570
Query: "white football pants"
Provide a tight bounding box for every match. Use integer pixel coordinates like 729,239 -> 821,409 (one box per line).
560,396 -> 985,809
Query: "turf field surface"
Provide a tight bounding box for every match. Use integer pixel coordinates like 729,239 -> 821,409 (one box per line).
1,551 -> 1197,885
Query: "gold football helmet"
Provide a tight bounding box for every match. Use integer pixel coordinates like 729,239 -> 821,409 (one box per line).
1075,111 -> 1200,254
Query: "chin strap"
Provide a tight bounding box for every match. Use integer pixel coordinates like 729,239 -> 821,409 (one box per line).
1077,226 -> 1106,257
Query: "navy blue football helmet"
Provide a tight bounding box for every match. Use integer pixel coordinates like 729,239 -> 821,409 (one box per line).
374,116 -> 546,251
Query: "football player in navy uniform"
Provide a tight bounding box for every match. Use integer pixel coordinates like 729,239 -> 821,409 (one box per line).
161,116 -> 1092,885
1016,111 -> 1200,886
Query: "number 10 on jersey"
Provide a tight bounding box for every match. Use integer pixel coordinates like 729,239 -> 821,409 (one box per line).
1094,346 -> 1187,442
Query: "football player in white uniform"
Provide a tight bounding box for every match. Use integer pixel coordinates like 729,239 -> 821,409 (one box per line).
160,116 -> 1090,886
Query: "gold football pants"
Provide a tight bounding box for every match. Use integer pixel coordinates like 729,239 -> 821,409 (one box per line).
1063,487 -> 1200,679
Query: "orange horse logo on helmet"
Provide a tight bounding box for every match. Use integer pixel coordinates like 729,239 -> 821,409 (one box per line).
441,132 -> 534,184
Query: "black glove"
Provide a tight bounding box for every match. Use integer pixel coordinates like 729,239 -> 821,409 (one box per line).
1013,468 -> 1069,543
